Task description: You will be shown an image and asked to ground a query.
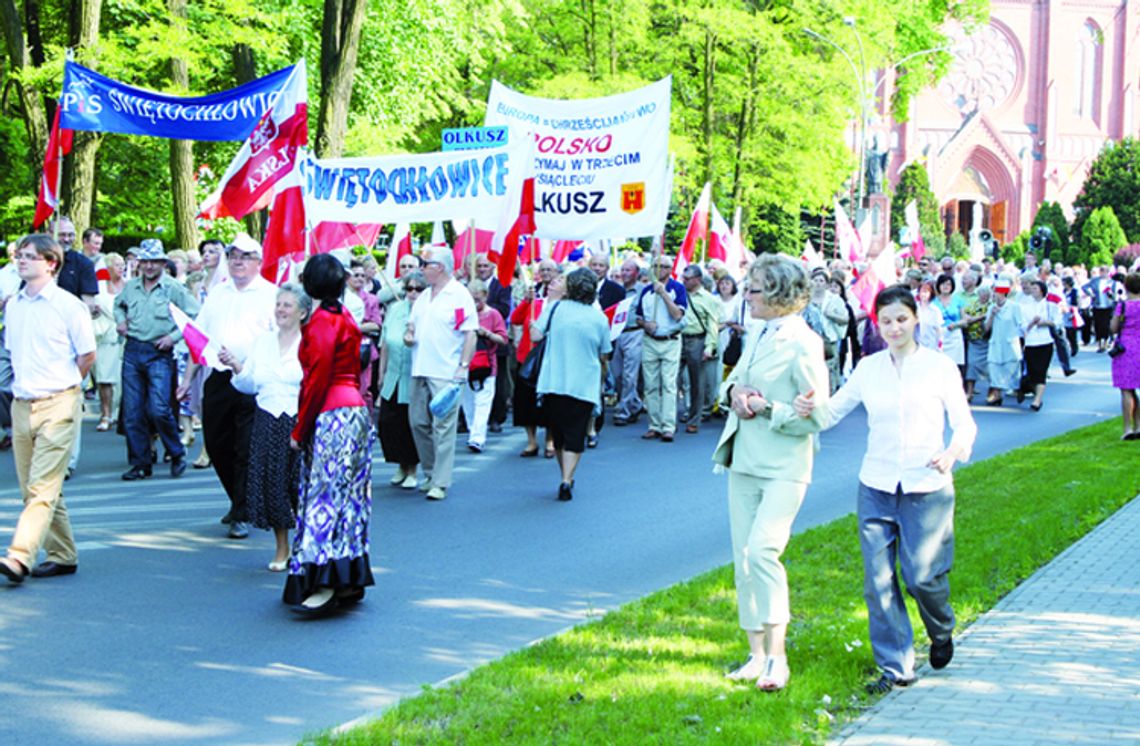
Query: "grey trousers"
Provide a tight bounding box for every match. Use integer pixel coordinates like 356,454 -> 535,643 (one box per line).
409,376 -> 460,490
858,481 -> 956,682
679,335 -> 712,427
611,329 -> 643,421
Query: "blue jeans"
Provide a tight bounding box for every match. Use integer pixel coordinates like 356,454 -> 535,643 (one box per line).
858,481 -> 956,682
122,338 -> 184,467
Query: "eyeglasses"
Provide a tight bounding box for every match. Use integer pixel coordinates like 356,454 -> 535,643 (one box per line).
227,252 -> 259,263
405,286 -> 425,293
743,287 -> 756,295
14,252 -> 46,262
655,263 -> 672,269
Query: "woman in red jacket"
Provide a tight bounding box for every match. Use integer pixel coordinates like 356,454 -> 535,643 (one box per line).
286,254 -> 376,615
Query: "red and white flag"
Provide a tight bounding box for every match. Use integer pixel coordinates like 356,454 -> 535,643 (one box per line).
835,200 -> 865,265
493,143 -> 537,288
851,247 -> 897,317
260,166 -> 308,284
604,296 -> 635,342
454,225 -> 495,266
801,240 -> 824,270
199,59 -> 308,221
169,303 -> 215,366
384,223 -> 412,278
674,182 -> 711,276
708,202 -> 747,276
551,239 -> 583,264
34,107 -> 74,228
311,221 -> 383,255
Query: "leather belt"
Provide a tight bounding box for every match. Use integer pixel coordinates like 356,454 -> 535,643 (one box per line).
15,384 -> 81,404
648,333 -> 680,341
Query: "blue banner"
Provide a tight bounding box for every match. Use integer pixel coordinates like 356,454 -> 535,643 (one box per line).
58,61 -> 295,141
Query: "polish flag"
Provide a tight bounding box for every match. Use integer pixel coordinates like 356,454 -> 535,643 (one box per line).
384,223 -> 412,278
835,200 -> 865,265
676,182 -> 711,270
493,145 -> 537,288
199,60 -> 308,221
851,247 -> 897,317
311,222 -> 384,254
260,165 -> 308,284
454,225 -> 495,264
33,107 -> 74,228
708,203 -> 746,275
604,296 -> 634,342
521,236 -> 542,265
904,200 -> 926,262
169,303 -> 214,366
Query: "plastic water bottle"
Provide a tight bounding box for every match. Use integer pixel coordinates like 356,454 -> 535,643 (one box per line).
429,382 -> 462,418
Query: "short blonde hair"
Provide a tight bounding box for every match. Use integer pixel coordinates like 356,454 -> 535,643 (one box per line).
747,254 -> 810,315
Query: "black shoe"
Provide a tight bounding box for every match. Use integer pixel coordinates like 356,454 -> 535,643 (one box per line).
1064,368 -> 1077,377
557,482 -> 573,501
170,457 -> 187,478
865,673 -> 915,694
219,510 -> 232,525
1015,389 -> 1025,404
0,557 -> 29,584
336,587 -> 365,605
30,561 -> 78,578
121,466 -> 153,481
612,417 -> 629,427
228,521 -> 250,539
290,591 -> 339,617
64,468 -> 74,481
929,638 -> 954,669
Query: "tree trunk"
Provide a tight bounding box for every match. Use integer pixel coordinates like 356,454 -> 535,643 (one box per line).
0,0 -> 49,187
607,0 -> 617,76
315,0 -> 368,159
730,45 -> 758,207
701,26 -> 716,186
579,0 -> 597,80
232,43 -> 266,240
167,0 -> 198,249
61,0 -> 103,235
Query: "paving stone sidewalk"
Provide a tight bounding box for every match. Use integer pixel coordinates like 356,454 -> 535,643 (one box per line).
832,495 -> 1140,746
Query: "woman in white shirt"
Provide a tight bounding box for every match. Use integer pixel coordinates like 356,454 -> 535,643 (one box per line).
915,281 -> 944,351
794,285 -> 977,695
224,285 -> 309,571
1021,280 -> 1060,411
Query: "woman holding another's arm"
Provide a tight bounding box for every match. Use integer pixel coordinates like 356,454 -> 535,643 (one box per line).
794,285 -> 977,694
712,254 -> 829,692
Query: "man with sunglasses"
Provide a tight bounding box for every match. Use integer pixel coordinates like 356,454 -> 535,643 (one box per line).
176,235 -> 276,539
636,254 -> 688,441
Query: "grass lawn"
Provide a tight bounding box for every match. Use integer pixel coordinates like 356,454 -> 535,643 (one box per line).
312,419 -> 1139,745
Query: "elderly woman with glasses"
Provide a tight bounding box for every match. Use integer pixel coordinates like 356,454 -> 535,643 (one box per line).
534,267 -> 612,501
712,254 -> 829,692
377,271 -> 424,488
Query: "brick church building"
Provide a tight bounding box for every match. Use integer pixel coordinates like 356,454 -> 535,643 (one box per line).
882,0 -> 1139,246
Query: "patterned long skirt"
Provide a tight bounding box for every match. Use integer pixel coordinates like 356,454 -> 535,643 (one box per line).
283,406 -> 376,605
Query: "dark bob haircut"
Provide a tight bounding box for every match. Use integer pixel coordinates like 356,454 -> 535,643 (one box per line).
874,284 -> 919,316
565,267 -> 598,305
301,253 -> 347,305
935,273 -> 956,294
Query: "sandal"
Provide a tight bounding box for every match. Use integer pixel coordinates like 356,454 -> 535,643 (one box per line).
96,418 -> 113,432
756,656 -> 789,692
519,446 -> 540,458
544,447 -> 556,458
725,654 -> 766,681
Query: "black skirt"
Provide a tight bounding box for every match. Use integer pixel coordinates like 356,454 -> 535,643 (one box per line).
1023,343 -> 1053,387
377,388 -> 419,465
245,408 -> 300,531
513,377 -> 546,428
542,394 -> 594,453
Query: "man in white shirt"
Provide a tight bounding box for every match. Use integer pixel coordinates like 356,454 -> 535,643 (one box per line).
0,234 -> 96,584
177,235 -> 276,538
404,247 -> 477,500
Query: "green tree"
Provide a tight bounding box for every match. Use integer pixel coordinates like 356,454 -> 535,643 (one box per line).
890,161 -> 945,255
1073,137 -> 1140,245
946,232 -> 967,260
749,201 -> 801,257
1001,229 -> 1030,265
1030,201 -> 1071,264
1079,205 -> 1128,268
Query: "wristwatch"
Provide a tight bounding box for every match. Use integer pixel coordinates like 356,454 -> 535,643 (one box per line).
459,362 -> 470,368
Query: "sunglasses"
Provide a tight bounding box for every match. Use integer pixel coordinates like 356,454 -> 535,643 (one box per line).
405,285 -> 425,292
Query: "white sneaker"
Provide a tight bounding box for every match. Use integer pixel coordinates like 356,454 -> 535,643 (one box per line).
426,486 -> 447,500
757,656 -> 790,692
400,474 -> 417,490
418,480 -> 432,493
389,467 -> 407,485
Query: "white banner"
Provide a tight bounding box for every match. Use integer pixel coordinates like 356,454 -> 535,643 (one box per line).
484,77 -> 671,241
299,140 -> 527,225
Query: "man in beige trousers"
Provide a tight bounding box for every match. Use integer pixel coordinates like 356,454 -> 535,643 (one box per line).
0,234 -> 95,583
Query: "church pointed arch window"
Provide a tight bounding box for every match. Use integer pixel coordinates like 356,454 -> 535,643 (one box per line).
1077,21 -> 1103,123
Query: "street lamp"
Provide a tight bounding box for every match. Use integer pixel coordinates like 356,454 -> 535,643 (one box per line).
804,21 -> 950,214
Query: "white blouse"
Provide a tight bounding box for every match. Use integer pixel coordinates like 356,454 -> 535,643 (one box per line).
823,346 -> 977,494
1022,297 -> 1060,347
230,330 -> 302,418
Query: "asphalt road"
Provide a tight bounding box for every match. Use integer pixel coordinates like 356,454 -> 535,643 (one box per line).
0,349 -> 1120,745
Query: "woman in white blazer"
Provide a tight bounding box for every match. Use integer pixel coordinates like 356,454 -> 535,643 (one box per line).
712,254 -> 829,692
